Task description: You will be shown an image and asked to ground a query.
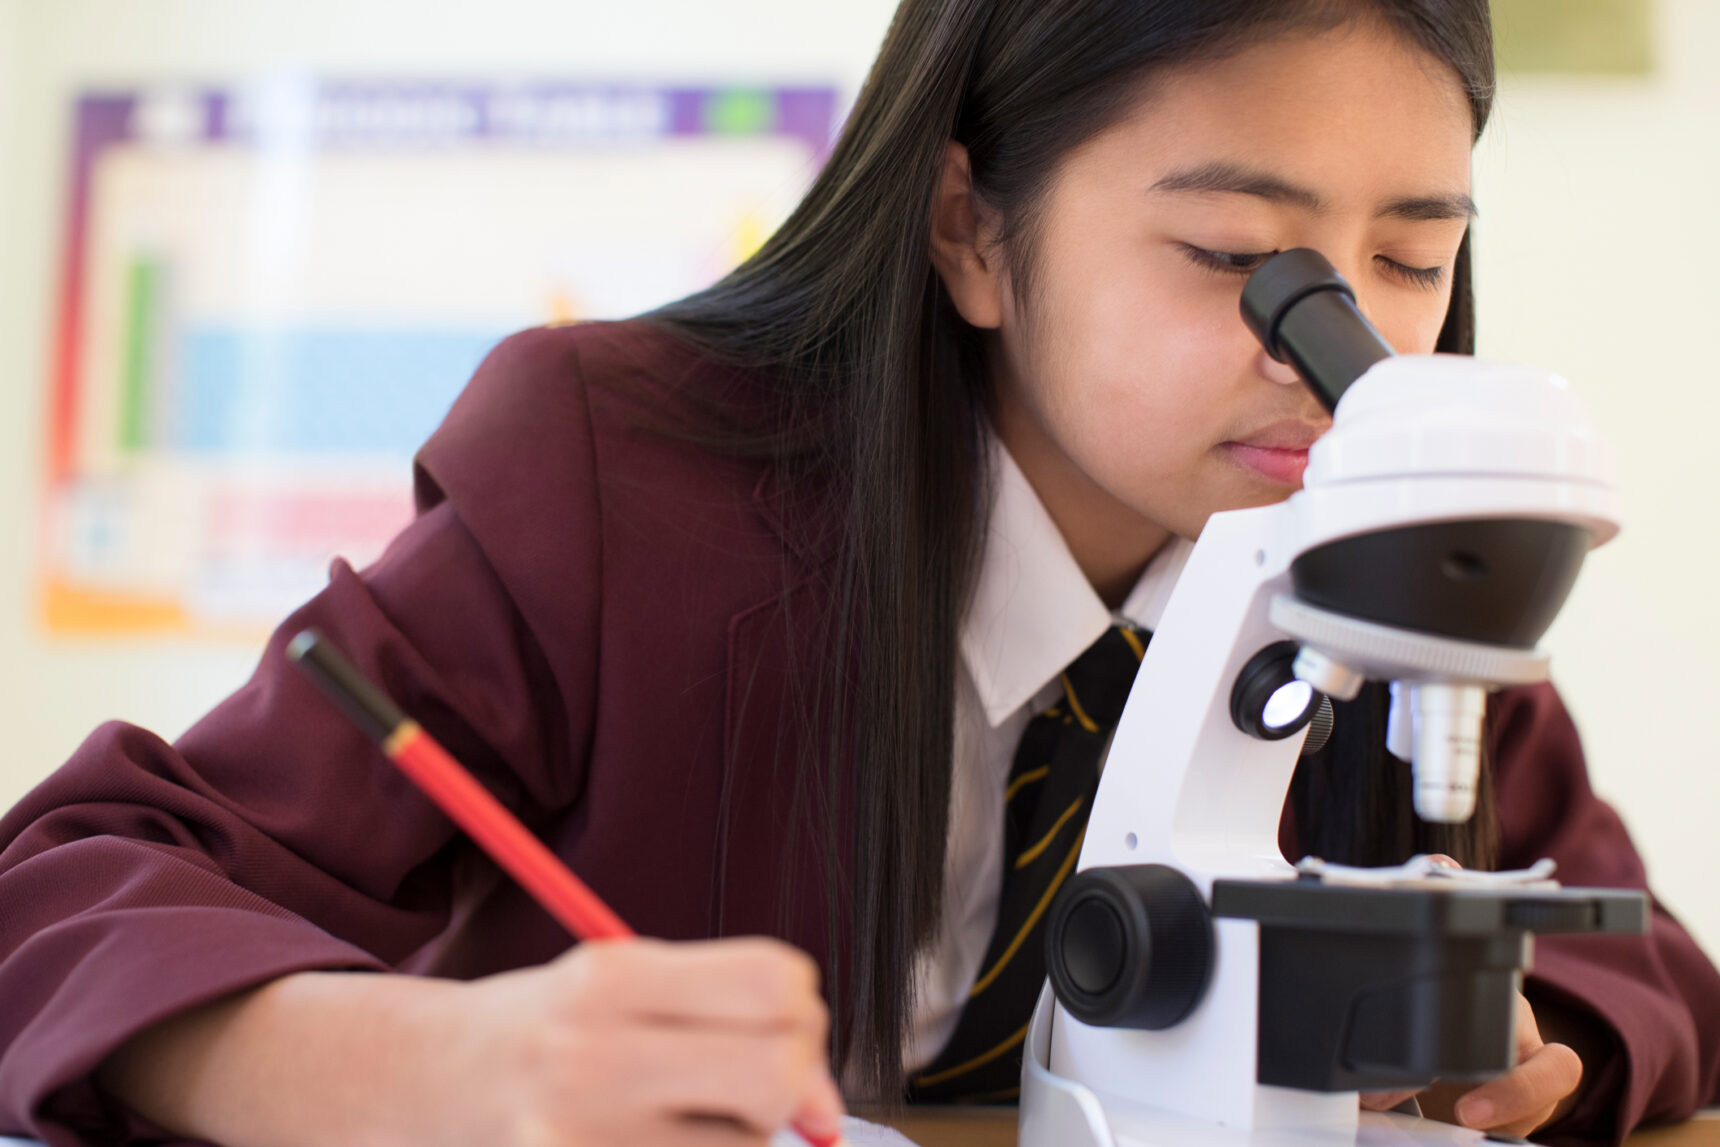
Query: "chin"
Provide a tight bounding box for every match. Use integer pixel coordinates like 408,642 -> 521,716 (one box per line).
1184,489 -> 1295,537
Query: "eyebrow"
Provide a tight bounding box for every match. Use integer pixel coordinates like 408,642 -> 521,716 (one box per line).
1377,192 -> 1479,222
1149,161 -> 1476,221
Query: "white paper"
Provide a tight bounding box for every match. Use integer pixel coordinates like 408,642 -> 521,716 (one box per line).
772,1114 -> 922,1147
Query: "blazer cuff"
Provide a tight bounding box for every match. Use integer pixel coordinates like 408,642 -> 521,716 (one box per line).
1523,970 -> 1627,1146
1526,940 -> 1693,1146
4,907 -> 384,1147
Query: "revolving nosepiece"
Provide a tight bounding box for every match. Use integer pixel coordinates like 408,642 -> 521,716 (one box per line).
1241,249 -> 1396,412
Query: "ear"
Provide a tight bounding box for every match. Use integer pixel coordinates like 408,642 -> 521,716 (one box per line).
928,141 -> 1006,329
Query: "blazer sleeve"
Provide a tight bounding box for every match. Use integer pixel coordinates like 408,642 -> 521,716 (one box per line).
0,328 -> 602,1146
1492,682 -> 1720,1144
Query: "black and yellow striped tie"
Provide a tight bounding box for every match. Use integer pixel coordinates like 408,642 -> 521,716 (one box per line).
909,623 -> 1148,1104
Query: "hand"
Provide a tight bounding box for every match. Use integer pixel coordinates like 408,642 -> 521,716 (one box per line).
100,936 -> 845,1147
1360,857 -> 1582,1137
431,937 -> 846,1147
1417,992 -> 1583,1139
1359,996 -> 1583,1135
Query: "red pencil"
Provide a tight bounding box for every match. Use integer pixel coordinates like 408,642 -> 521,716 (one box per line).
288,628 -> 843,1147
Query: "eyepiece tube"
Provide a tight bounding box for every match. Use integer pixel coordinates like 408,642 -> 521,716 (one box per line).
1241,249 -> 1396,412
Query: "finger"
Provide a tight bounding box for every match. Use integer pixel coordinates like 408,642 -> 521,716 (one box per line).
658,1113 -> 774,1147
539,1109 -> 772,1147
1426,854 -> 1460,870
1358,1089 -> 1420,1112
561,938 -> 828,1033
1514,992 -> 1545,1058
617,1025 -> 834,1137
1455,1042 -> 1582,1136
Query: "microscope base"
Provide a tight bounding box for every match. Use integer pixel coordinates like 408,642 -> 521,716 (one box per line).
1021,989 -> 1500,1147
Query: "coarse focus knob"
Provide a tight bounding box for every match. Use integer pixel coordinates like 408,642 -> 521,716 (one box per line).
1046,864 -> 1214,1030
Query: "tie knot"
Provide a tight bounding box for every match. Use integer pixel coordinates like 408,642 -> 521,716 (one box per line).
1057,624 -> 1148,730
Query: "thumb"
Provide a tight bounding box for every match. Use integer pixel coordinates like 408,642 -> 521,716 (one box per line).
1456,1042 -> 1582,1134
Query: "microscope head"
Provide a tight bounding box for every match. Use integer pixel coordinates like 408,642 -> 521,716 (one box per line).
1242,251 -> 1620,822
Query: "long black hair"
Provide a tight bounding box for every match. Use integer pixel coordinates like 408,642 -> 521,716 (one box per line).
653,0 -> 1497,1097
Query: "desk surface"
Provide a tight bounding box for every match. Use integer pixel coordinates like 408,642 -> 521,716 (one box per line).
876,1108 -> 1720,1147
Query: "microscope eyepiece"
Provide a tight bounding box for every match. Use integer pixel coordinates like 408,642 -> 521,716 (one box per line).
1241,249 -> 1396,412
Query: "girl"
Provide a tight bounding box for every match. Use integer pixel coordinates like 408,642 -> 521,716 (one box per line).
2,2 -> 1716,1145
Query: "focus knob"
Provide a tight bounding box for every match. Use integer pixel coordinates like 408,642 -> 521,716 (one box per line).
1045,864 -> 1213,1030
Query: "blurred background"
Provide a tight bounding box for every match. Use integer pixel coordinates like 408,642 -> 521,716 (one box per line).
0,0 -> 1714,954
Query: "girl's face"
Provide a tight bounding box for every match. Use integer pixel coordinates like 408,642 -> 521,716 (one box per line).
932,19 -> 1475,597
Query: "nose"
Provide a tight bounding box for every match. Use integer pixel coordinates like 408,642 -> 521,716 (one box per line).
1255,347 -> 1303,387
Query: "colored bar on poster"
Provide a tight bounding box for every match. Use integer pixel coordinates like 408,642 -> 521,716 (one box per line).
703,89 -> 777,135
118,255 -> 161,453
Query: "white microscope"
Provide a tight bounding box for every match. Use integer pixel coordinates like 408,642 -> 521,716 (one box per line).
1019,250 -> 1645,1146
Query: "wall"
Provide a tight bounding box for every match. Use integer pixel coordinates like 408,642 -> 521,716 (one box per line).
1472,0 -> 1720,953
1,1 -> 1716,958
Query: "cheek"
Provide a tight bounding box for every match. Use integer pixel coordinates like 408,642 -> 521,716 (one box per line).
995,203 -> 1303,537
1375,285 -> 1459,355
1023,248 -> 1243,467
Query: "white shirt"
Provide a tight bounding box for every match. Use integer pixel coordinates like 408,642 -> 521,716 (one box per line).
904,441 -> 1192,1071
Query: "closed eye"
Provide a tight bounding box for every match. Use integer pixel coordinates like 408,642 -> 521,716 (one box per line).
1182,244 -> 1446,292
1378,256 -> 1446,291
1179,244 -> 1278,276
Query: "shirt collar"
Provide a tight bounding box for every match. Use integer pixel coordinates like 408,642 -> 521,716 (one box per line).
959,440 -> 1193,728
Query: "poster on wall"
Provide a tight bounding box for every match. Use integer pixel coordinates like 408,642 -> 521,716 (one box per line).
41,80 -> 838,638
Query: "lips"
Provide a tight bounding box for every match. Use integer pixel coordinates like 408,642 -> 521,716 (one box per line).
1224,442 -> 1310,486
1222,421 -> 1327,487
1229,421 -> 1326,452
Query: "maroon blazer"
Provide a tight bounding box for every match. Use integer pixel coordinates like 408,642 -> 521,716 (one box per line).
0,321 -> 1714,1146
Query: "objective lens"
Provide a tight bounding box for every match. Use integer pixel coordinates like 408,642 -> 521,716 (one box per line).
1410,682 -> 1488,823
